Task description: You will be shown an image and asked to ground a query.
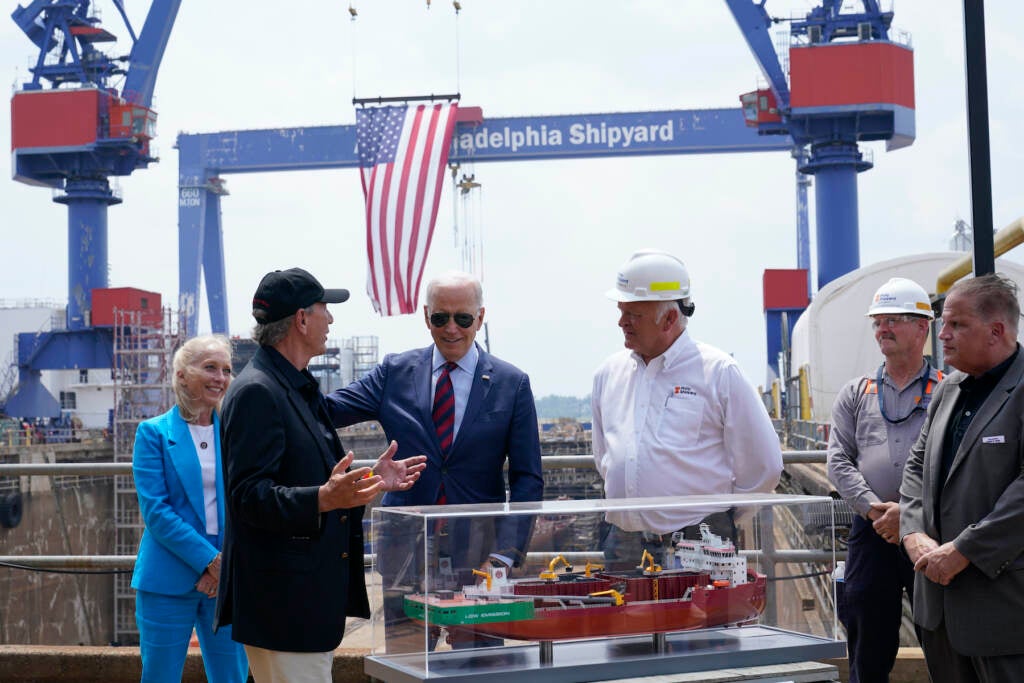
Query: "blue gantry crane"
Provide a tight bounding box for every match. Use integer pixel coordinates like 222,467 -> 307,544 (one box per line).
177,1 -> 914,385
175,108 -> 792,336
729,0 -> 914,289
9,0 -> 915,416
727,0 -> 915,381
7,0 -> 181,417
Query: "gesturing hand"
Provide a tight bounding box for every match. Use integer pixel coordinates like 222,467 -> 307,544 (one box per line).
373,440 -> 427,492
318,452 -> 382,512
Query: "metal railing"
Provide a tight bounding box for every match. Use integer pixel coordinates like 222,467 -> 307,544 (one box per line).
0,427 -> 109,448
0,451 -> 841,571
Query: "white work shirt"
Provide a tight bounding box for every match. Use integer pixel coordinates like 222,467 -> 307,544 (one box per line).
591,330 -> 782,534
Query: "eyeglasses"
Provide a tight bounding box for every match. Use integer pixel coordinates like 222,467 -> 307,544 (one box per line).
429,311 -> 477,329
871,314 -> 920,330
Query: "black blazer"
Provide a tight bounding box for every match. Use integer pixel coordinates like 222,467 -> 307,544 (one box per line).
214,346 -> 369,652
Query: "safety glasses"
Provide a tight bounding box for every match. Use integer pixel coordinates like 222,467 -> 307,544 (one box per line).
429,312 -> 477,329
871,314 -> 919,330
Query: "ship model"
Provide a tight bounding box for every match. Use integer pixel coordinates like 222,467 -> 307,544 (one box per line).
404,524 -> 767,641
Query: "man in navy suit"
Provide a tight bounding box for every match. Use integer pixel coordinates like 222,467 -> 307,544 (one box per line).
326,270 -> 543,646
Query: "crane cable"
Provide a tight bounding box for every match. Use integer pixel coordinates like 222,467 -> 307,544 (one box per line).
447,1 -> 482,279
453,0 -> 462,95
348,3 -> 359,102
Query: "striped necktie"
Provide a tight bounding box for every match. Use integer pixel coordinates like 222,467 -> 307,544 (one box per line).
432,361 -> 457,508
432,361 -> 457,456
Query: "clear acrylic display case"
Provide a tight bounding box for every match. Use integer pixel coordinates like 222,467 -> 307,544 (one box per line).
365,493 -> 845,683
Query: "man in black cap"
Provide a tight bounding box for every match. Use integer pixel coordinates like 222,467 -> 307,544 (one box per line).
214,267 -> 425,682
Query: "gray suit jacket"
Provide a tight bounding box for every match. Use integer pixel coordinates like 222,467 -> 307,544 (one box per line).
900,348 -> 1024,656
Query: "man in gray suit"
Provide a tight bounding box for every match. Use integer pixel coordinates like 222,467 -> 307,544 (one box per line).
900,273 -> 1024,682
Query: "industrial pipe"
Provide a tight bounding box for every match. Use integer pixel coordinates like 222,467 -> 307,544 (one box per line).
935,216 -> 1024,294
0,452 -> 829,477
798,365 -> 812,421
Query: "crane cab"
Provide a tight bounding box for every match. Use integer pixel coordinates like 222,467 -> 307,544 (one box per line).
740,89 -> 782,127
109,100 -> 157,141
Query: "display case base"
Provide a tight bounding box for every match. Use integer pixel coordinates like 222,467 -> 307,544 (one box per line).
365,626 -> 846,683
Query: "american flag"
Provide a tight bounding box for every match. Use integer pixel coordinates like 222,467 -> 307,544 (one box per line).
356,103 -> 459,316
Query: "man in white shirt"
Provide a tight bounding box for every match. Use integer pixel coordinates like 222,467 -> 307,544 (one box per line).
591,249 -> 782,566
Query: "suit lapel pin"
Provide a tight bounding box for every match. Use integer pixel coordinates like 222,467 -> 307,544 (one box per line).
482,374 -> 490,381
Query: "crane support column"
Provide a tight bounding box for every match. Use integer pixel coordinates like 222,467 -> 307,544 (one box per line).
792,147 -> 812,295
55,179 -> 121,330
178,169 -> 230,335
800,142 -> 872,291
202,181 -> 229,335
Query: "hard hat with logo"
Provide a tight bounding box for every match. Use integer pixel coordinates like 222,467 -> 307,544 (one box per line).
866,277 -> 934,319
607,249 -> 691,302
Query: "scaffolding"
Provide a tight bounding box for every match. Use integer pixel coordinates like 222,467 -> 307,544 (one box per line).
347,335 -> 379,380
111,308 -> 184,645
309,335 -> 380,393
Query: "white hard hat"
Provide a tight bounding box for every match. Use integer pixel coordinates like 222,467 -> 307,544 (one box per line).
607,249 -> 691,302
866,277 -> 934,319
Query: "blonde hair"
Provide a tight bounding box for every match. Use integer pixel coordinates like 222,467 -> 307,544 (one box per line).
172,335 -> 233,423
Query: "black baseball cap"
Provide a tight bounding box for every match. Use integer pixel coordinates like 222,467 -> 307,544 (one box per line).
252,267 -> 350,324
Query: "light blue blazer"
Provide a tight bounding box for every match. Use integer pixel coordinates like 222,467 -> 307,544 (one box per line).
131,406 -> 225,595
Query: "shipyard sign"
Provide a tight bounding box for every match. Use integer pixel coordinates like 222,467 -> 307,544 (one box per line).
448,108 -> 786,162
456,119 -> 674,153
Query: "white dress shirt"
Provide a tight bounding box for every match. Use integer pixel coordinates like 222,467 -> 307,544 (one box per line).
431,343 -> 480,441
591,329 -> 782,533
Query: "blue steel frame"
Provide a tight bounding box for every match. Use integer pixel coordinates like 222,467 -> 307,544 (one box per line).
11,0 -> 182,329
724,0 -> 912,385
724,0 -> 912,291
9,0 -> 917,417
7,0 -> 180,417
175,107 -> 793,337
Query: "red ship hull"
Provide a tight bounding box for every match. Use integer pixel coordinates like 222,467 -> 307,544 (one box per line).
422,570 -> 767,642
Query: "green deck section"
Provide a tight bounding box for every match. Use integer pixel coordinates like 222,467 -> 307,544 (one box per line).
404,596 -> 535,625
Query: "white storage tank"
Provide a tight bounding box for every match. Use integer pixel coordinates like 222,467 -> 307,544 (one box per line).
790,252 -> 1024,421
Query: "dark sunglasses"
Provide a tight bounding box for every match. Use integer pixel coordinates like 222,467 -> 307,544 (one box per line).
429,312 -> 476,329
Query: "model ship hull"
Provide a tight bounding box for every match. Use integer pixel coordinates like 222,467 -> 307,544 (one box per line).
404,569 -> 767,641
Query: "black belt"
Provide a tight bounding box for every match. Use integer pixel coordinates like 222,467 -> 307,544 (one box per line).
641,509 -> 736,545
640,530 -> 677,544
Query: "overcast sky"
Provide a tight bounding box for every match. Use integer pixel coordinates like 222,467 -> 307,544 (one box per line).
2,1 -> 1023,398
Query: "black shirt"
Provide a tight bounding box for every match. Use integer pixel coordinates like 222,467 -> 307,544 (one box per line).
939,346 -> 1020,489
264,346 -> 342,460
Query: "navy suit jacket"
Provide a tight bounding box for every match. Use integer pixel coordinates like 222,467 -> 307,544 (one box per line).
326,344 -> 543,563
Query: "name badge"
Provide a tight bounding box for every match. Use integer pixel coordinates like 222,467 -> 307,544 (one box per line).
982,435 -> 1006,444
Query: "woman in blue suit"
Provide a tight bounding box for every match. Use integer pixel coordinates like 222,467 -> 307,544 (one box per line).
131,335 -> 248,683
